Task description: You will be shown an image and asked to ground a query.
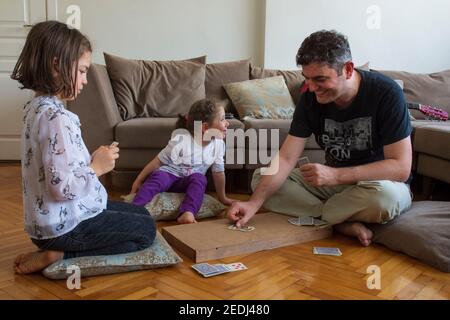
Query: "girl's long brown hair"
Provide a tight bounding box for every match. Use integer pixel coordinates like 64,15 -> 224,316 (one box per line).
11,21 -> 91,99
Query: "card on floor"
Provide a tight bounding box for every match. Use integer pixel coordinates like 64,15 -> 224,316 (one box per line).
213,264 -> 233,273
192,263 -> 219,276
313,247 -> 342,256
226,262 -> 248,272
192,263 -> 230,277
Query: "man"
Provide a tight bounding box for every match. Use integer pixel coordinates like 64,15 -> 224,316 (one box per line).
227,30 -> 412,246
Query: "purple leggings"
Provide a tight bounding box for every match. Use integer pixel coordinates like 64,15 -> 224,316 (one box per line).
132,170 -> 207,216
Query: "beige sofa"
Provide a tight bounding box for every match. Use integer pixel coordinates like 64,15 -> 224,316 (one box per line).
68,57 -> 450,193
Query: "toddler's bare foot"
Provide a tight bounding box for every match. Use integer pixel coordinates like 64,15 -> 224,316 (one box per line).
177,211 -> 197,224
13,250 -> 63,274
334,222 -> 373,247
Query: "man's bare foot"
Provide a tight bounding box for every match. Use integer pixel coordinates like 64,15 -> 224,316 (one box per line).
177,211 -> 197,224
13,250 -> 63,274
334,222 -> 373,247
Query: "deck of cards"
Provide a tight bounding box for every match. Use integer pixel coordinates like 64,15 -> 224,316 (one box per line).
313,247 -> 342,256
288,216 -> 329,227
192,262 -> 248,277
297,156 -> 310,167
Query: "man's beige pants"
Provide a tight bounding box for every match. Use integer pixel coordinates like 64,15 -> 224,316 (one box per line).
252,168 -> 412,225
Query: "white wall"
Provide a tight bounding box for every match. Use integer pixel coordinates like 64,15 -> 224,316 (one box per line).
265,0 -> 450,73
52,0 -> 265,65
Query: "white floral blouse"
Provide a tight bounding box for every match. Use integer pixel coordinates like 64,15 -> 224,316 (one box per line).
21,96 -> 107,240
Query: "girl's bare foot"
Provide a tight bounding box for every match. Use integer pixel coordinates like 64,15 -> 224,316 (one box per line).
334,222 -> 373,247
177,211 -> 197,224
13,250 -> 63,274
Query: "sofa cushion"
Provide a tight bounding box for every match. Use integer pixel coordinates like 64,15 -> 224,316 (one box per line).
369,201 -> 450,273
104,53 -> 206,120
122,193 -> 225,221
116,118 -> 179,149
414,124 -> 450,160
224,76 -> 296,120
416,154 -> 450,185
43,232 -> 182,279
376,69 -> 450,119
116,118 -> 245,149
205,59 -> 250,116
250,65 -> 305,105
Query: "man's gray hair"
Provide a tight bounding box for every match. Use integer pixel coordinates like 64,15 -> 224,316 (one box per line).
296,30 -> 352,75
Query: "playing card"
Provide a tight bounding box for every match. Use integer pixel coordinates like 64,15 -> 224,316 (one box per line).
288,217 -> 301,226
313,218 -> 329,227
299,216 -> 314,226
213,264 -> 233,273
288,216 -> 314,226
226,262 -> 248,272
313,247 -> 342,256
109,141 -> 119,148
227,225 -> 255,232
297,156 -> 310,167
192,263 -> 219,276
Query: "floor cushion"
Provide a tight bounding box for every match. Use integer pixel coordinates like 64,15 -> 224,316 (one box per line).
122,192 -> 226,221
369,201 -> 450,273
43,231 -> 182,279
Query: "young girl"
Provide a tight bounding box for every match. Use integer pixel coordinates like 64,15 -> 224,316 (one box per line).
131,99 -> 235,224
11,21 -> 156,274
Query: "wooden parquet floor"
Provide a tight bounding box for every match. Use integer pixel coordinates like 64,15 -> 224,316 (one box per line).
0,163 -> 449,300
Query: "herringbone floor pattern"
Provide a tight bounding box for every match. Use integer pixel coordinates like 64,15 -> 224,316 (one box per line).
0,163 -> 449,300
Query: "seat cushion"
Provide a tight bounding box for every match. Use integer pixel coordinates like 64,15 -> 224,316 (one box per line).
43,232 -> 183,279
116,118 -> 179,149
105,53 -> 206,120
369,201 -> 450,273
116,118 -> 245,149
414,124 -> 450,160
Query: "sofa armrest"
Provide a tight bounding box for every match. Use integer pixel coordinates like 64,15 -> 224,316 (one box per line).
67,64 -> 122,153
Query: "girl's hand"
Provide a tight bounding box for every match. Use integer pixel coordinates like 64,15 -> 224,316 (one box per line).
90,145 -> 119,177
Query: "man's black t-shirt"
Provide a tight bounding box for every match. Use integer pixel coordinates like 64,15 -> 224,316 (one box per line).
289,69 -> 412,168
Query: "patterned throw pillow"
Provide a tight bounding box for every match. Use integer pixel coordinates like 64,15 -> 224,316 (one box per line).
122,192 -> 226,221
223,76 -> 296,120
43,232 -> 183,279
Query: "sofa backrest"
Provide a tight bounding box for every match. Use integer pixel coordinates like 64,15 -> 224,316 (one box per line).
377,69 -> 450,114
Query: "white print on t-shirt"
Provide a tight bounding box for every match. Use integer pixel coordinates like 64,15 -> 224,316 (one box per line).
321,117 -> 372,162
